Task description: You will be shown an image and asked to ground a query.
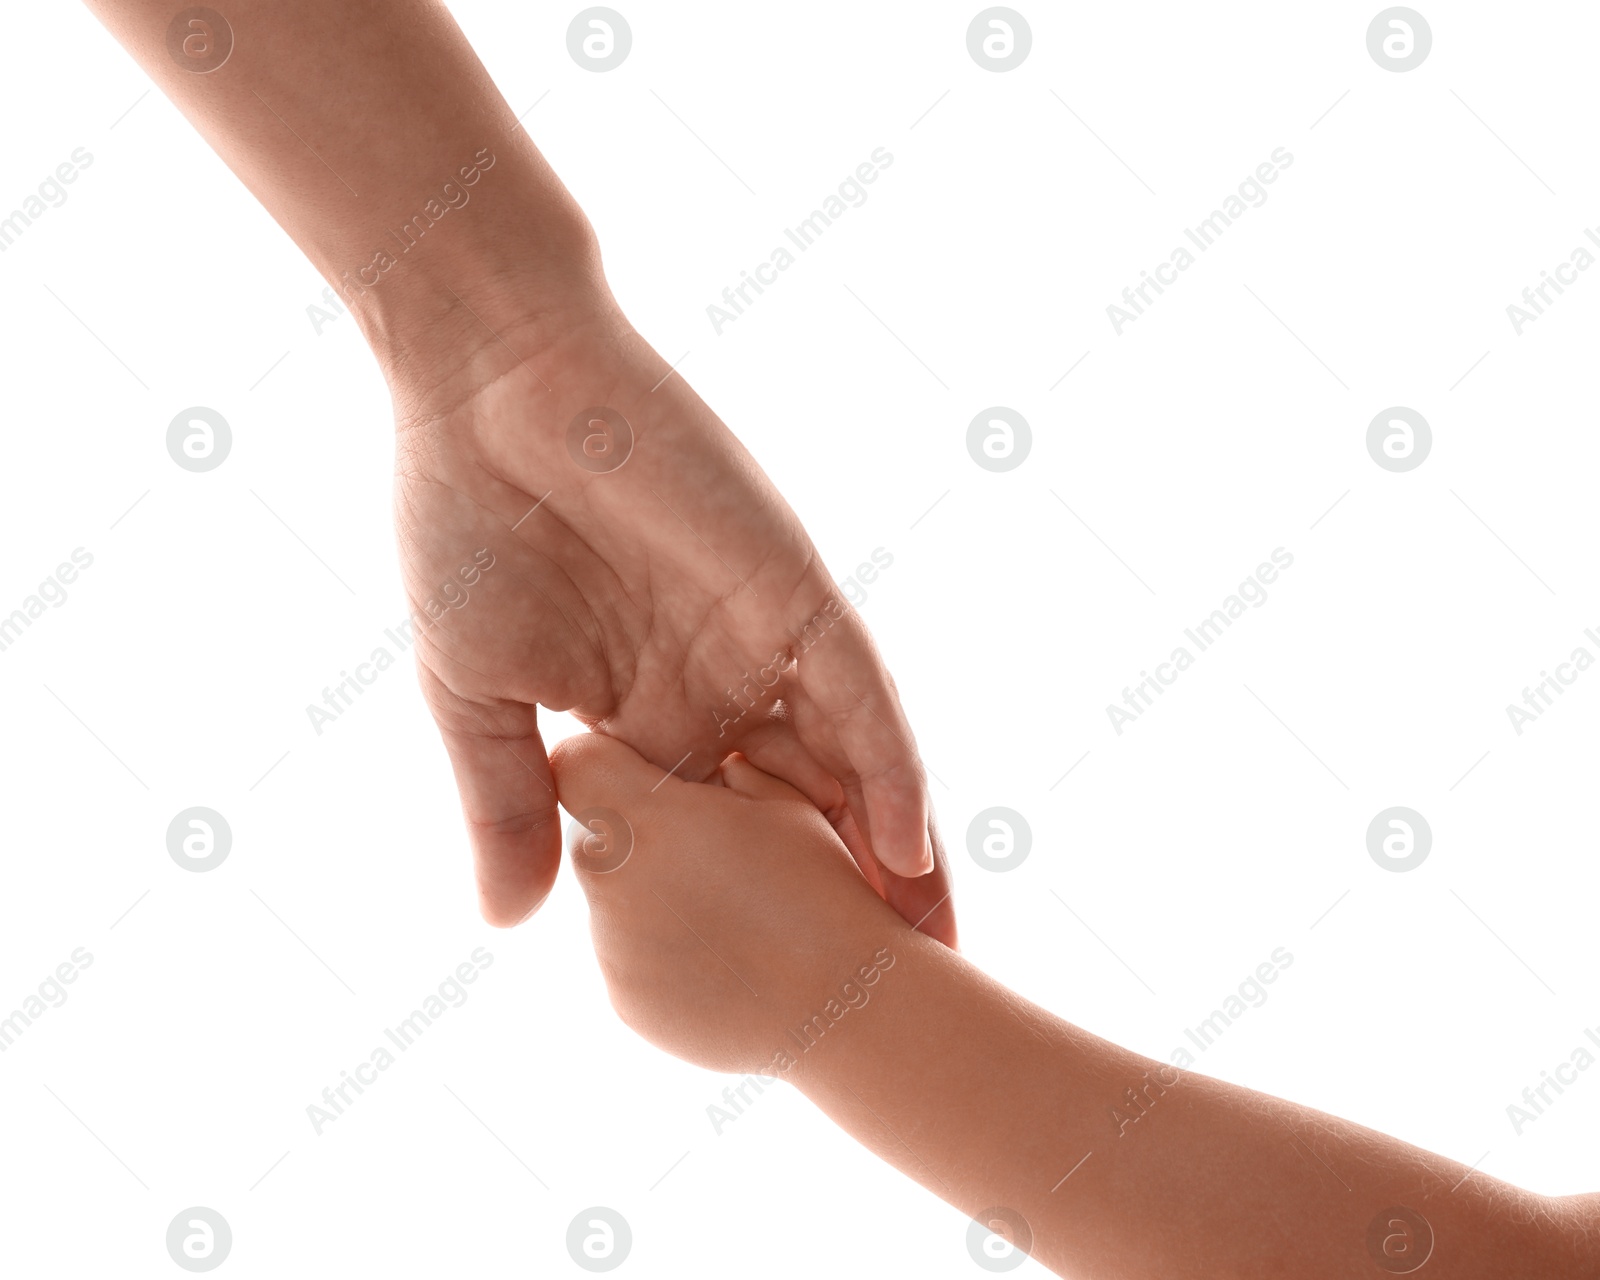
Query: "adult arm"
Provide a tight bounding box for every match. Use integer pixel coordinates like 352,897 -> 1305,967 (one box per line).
80,0 -> 953,938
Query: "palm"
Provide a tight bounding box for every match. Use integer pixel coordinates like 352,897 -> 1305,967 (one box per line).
392,323 -> 954,942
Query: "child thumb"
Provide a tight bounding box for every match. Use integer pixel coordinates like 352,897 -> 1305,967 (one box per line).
549,731 -> 672,877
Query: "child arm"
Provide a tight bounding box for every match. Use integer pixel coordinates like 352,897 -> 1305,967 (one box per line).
793,929 -> 1586,1278
551,733 -> 1595,1279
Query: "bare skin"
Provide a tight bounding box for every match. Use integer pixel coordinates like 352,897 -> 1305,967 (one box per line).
551,732 -> 1600,1280
82,0 -> 954,939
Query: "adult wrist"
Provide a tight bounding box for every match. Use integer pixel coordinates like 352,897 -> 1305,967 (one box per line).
358,208 -> 619,426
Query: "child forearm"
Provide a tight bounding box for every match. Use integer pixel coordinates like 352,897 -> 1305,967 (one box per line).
794,931 -> 1590,1279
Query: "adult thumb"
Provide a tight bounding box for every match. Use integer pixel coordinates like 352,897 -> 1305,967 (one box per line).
429,690 -> 562,928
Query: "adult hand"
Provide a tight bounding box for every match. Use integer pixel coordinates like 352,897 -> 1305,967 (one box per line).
393,301 -> 956,943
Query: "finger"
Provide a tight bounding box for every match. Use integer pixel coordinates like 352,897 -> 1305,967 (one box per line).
735,725 -> 887,892
550,729 -> 681,902
428,690 -> 562,929
751,690 -> 879,885
549,728 -> 683,816
825,760 -> 948,938
824,791 -> 888,899
714,751 -> 818,807
794,609 -> 932,878
876,816 -> 959,949
733,714 -> 936,931
734,718 -> 848,820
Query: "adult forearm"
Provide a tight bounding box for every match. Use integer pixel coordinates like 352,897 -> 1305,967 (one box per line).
83,0 -> 606,390
796,933 -> 1585,1278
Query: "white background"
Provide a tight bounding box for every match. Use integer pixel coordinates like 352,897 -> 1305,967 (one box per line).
2,1 -> 1597,1275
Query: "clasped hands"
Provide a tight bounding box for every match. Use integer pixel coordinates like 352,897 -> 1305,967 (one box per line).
389,285 -> 956,956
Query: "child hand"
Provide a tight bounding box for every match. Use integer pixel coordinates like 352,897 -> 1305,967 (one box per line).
549,732 -> 918,1077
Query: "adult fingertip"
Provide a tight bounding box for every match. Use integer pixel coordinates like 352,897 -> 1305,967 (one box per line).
482,854 -> 560,923
480,892 -> 546,929
885,829 -> 935,878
